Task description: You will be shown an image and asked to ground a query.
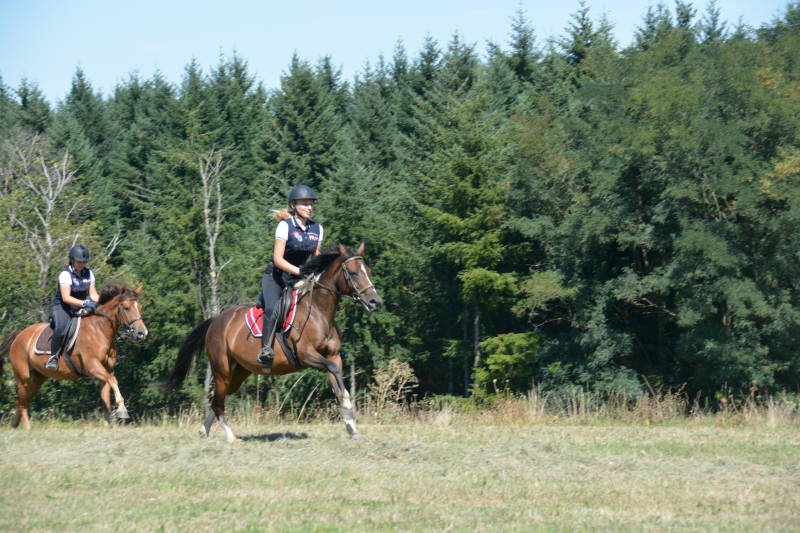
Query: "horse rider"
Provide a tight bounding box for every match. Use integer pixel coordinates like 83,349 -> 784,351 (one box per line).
257,184 -> 323,367
45,244 -> 99,369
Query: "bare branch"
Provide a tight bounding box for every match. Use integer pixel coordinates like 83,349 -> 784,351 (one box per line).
106,231 -> 122,257
218,257 -> 233,273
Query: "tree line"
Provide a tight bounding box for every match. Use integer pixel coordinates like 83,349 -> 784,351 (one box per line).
1,2 -> 799,417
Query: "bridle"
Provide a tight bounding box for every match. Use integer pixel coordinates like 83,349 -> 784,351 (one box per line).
93,296 -> 145,334
314,255 -> 376,310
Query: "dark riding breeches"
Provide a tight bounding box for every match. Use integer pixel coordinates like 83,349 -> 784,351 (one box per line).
260,264 -> 285,346
50,303 -> 72,355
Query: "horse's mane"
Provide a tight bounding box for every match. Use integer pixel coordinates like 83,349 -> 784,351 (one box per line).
98,282 -> 135,305
299,245 -> 353,277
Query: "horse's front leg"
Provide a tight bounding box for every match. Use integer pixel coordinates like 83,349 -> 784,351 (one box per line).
86,363 -> 129,420
331,373 -> 361,440
320,352 -> 362,441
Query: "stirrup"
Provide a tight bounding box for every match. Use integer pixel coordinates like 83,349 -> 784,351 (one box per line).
45,355 -> 59,370
256,345 -> 274,368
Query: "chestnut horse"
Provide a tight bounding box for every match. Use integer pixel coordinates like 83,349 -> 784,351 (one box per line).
0,283 -> 148,428
167,244 -> 381,442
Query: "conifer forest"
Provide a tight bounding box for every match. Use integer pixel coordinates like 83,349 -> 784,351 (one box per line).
2,3 -> 800,417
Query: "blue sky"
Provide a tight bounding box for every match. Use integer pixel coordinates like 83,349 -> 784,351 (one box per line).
0,0 -> 791,104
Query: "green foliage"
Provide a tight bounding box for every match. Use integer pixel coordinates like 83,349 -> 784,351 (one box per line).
3,5 -> 800,421
514,270 -> 578,319
474,332 -> 540,393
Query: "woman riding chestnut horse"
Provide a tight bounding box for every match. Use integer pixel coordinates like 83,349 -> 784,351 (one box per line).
0,246 -> 149,428
168,185 -> 381,442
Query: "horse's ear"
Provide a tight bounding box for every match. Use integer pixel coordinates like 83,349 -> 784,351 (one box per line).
134,286 -> 143,295
338,243 -> 348,256
356,242 -> 365,255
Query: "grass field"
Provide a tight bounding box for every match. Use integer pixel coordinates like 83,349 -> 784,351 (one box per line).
1,410 -> 799,532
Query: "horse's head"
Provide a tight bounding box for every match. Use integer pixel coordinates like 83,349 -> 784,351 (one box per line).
332,243 -> 382,312
98,284 -> 149,341
119,286 -> 148,340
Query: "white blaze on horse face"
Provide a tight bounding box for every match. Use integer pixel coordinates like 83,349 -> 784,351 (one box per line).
359,263 -> 375,291
134,301 -> 148,336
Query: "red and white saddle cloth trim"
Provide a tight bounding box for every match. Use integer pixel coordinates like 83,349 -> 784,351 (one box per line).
245,290 -> 298,338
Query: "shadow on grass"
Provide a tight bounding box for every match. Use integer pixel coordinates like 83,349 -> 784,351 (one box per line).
239,432 -> 310,442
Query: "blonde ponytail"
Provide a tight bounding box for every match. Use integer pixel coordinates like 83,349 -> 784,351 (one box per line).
272,208 -> 292,222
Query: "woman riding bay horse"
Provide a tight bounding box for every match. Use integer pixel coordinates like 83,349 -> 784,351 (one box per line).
168,242 -> 381,442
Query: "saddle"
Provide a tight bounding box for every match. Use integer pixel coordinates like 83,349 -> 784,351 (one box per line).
35,316 -> 84,375
245,288 -> 299,337
35,316 -> 80,355
245,287 -> 301,368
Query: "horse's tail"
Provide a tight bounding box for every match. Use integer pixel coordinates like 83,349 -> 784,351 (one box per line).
0,328 -> 23,375
166,318 -> 213,391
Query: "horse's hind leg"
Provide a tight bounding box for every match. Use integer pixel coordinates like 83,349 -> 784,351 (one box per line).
13,372 -> 46,430
100,382 -> 112,425
208,363 -> 250,443
201,408 -> 215,438
211,381 -> 236,443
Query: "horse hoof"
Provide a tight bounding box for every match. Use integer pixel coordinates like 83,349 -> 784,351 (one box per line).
350,432 -> 365,441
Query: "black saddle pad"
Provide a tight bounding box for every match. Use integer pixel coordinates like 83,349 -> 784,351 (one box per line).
35,317 -> 80,355
35,327 -> 54,353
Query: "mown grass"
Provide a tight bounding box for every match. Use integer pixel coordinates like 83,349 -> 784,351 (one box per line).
1,404 -> 799,532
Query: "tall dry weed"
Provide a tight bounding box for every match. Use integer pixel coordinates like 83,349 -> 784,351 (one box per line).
363,359 -> 419,422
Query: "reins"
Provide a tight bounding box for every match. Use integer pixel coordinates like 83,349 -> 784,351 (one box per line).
292,254 -> 374,339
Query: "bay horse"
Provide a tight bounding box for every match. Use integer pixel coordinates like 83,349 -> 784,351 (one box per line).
0,283 -> 148,428
167,243 -> 381,442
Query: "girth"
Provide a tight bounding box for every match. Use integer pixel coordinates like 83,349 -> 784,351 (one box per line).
273,287 -> 301,369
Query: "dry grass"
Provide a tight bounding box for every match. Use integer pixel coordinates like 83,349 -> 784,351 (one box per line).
1,406 -> 799,532
2,366 -> 799,532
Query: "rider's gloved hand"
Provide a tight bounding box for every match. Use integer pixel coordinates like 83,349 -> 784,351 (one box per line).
82,300 -> 97,311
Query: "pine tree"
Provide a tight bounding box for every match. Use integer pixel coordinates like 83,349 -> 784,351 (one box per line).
699,0 -> 727,43
408,72 -> 518,392
506,8 -> 539,84
264,54 -> 344,189
16,79 -> 51,133
440,33 -> 479,93
0,76 -> 19,131
348,60 -> 401,169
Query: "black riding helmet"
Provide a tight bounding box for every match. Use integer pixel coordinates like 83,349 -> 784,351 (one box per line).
68,244 -> 90,263
287,184 -> 317,204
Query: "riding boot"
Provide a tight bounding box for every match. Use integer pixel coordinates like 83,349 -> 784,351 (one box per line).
46,333 -> 62,370
256,310 -> 278,368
